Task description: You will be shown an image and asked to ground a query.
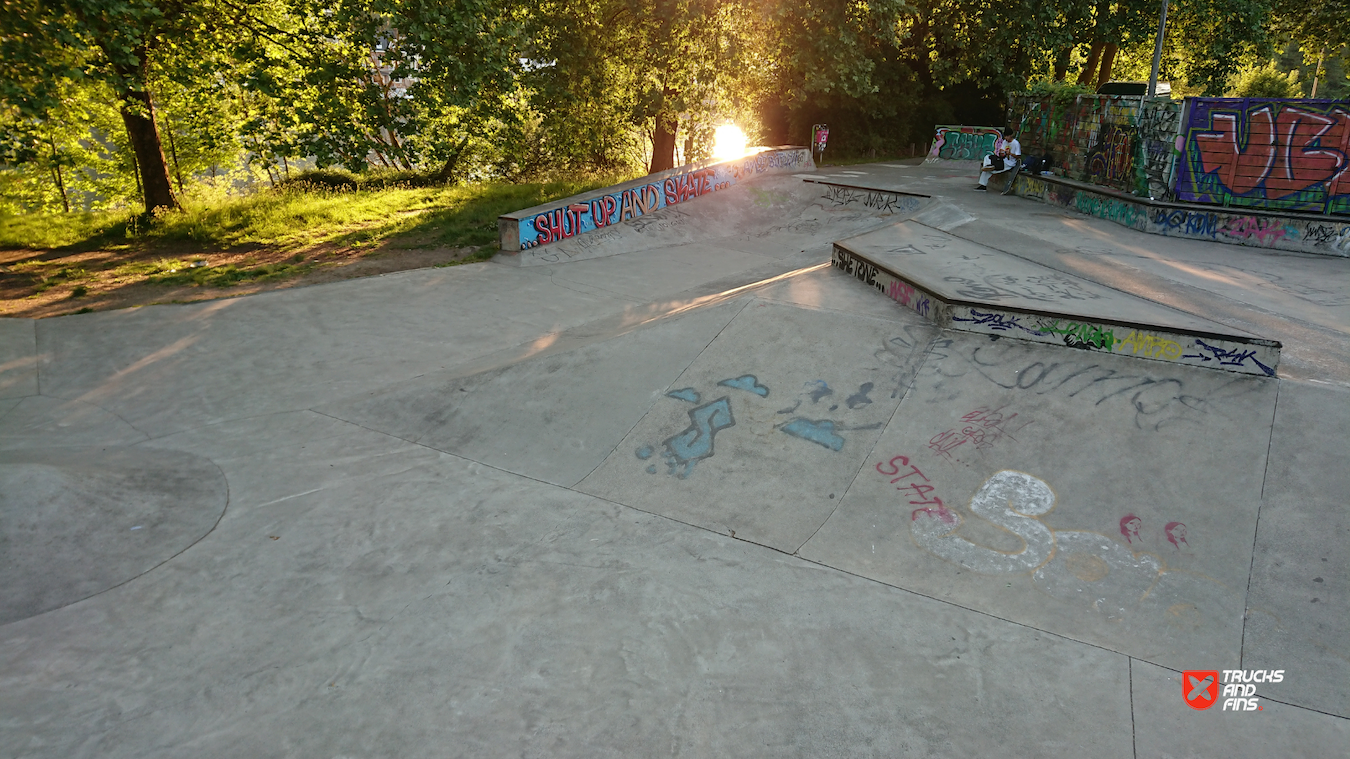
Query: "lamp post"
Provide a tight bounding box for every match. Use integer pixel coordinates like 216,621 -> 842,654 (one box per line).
1146,0 -> 1170,98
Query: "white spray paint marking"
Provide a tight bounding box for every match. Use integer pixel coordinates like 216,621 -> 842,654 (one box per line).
1033,530 -> 1160,613
906,470 -> 1237,631
909,470 -> 1056,574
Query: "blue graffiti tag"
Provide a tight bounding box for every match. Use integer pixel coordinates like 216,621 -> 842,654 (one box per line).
953,309 -> 1037,334
1182,340 -> 1275,376
661,397 -> 736,478
718,375 -> 770,397
778,418 -> 845,451
666,388 -> 701,403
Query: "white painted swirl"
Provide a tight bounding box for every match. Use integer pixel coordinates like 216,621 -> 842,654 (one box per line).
909,470 -> 1057,575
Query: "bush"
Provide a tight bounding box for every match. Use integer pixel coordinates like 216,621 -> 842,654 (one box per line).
1228,64 -> 1301,98
279,166 -> 453,193
282,168 -> 361,191
1023,80 -> 1097,106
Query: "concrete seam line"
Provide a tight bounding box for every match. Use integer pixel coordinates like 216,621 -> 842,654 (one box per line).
791,326 -> 941,556
33,318 -> 41,397
1242,378 -> 1282,669
1129,657 -> 1137,759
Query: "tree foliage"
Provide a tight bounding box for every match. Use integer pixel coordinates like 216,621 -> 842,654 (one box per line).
0,0 -> 1339,216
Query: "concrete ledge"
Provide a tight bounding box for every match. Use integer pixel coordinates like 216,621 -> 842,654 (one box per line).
798,179 -> 931,214
498,147 -> 813,252
831,221 -> 1281,377
1014,173 -> 1350,258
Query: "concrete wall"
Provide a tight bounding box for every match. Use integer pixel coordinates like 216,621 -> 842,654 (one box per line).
499,147 -> 813,252
1015,173 -> 1350,257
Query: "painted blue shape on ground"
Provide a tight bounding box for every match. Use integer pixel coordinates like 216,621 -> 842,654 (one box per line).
646,464 -> 658,474
666,388 -> 701,403
846,382 -> 874,409
661,397 -> 736,478
806,380 -> 833,403
718,375 -> 769,397
779,418 -> 845,451
636,445 -> 654,460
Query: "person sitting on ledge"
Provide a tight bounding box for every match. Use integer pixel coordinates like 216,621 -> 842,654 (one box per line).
975,145 -> 1015,191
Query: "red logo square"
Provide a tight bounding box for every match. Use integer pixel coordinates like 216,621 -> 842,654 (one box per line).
1183,670 -> 1220,710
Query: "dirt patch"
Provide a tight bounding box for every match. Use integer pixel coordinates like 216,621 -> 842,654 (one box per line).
0,238 -> 489,319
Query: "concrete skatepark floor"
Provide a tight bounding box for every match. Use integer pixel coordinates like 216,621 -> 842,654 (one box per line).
2,164 -> 1348,757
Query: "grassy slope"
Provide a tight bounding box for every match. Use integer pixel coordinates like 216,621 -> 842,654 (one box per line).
0,178 -> 624,253
0,176 -> 630,316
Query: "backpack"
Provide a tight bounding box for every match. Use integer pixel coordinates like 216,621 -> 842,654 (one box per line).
988,153 -> 1005,171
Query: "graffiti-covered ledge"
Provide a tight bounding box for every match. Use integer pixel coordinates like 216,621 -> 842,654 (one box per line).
1013,172 -> 1350,258
832,220 -> 1281,377
497,147 -> 813,254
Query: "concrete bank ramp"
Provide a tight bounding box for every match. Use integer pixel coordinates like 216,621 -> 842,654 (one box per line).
512,175 -> 937,267
833,221 -> 1282,376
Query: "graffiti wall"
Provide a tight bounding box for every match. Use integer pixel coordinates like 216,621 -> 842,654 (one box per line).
1136,99 -> 1184,199
1016,173 -> 1350,257
1174,99 -> 1350,216
498,147 -> 813,251
1010,94 -> 1182,199
924,126 -> 1004,162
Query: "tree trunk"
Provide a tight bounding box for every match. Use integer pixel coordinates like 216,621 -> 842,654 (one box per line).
48,135 -> 70,212
648,84 -> 679,174
1077,41 -> 1105,86
1053,48 -> 1071,81
435,135 -> 472,182
111,57 -> 178,214
1097,43 -> 1118,87
164,114 -> 185,194
649,115 -> 678,174
1310,47 -> 1326,97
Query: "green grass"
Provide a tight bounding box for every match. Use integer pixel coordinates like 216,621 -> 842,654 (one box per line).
0,175 -> 633,254
8,259 -> 93,294
0,212 -> 130,250
106,256 -> 314,287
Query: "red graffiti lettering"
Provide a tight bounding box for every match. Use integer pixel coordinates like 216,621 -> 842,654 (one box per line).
1193,104 -> 1350,200
591,195 -> 618,228
638,184 -> 660,213
1222,217 -> 1289,244
532,209 -> 564,245
530,205 -> 591,245
663,169 -> 717,206
888,280 -> 915,306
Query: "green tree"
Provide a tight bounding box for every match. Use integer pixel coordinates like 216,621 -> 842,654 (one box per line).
1228,61 -> 1302,95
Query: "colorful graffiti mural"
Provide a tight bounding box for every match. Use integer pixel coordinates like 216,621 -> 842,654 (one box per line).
1174,99 -> 1350,215
1010,94 -> 1182,199
925,126 -> 1004,162
500,147 -> 813,251
1015,173 -> 1350,257
1135,99 -> 1183,199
